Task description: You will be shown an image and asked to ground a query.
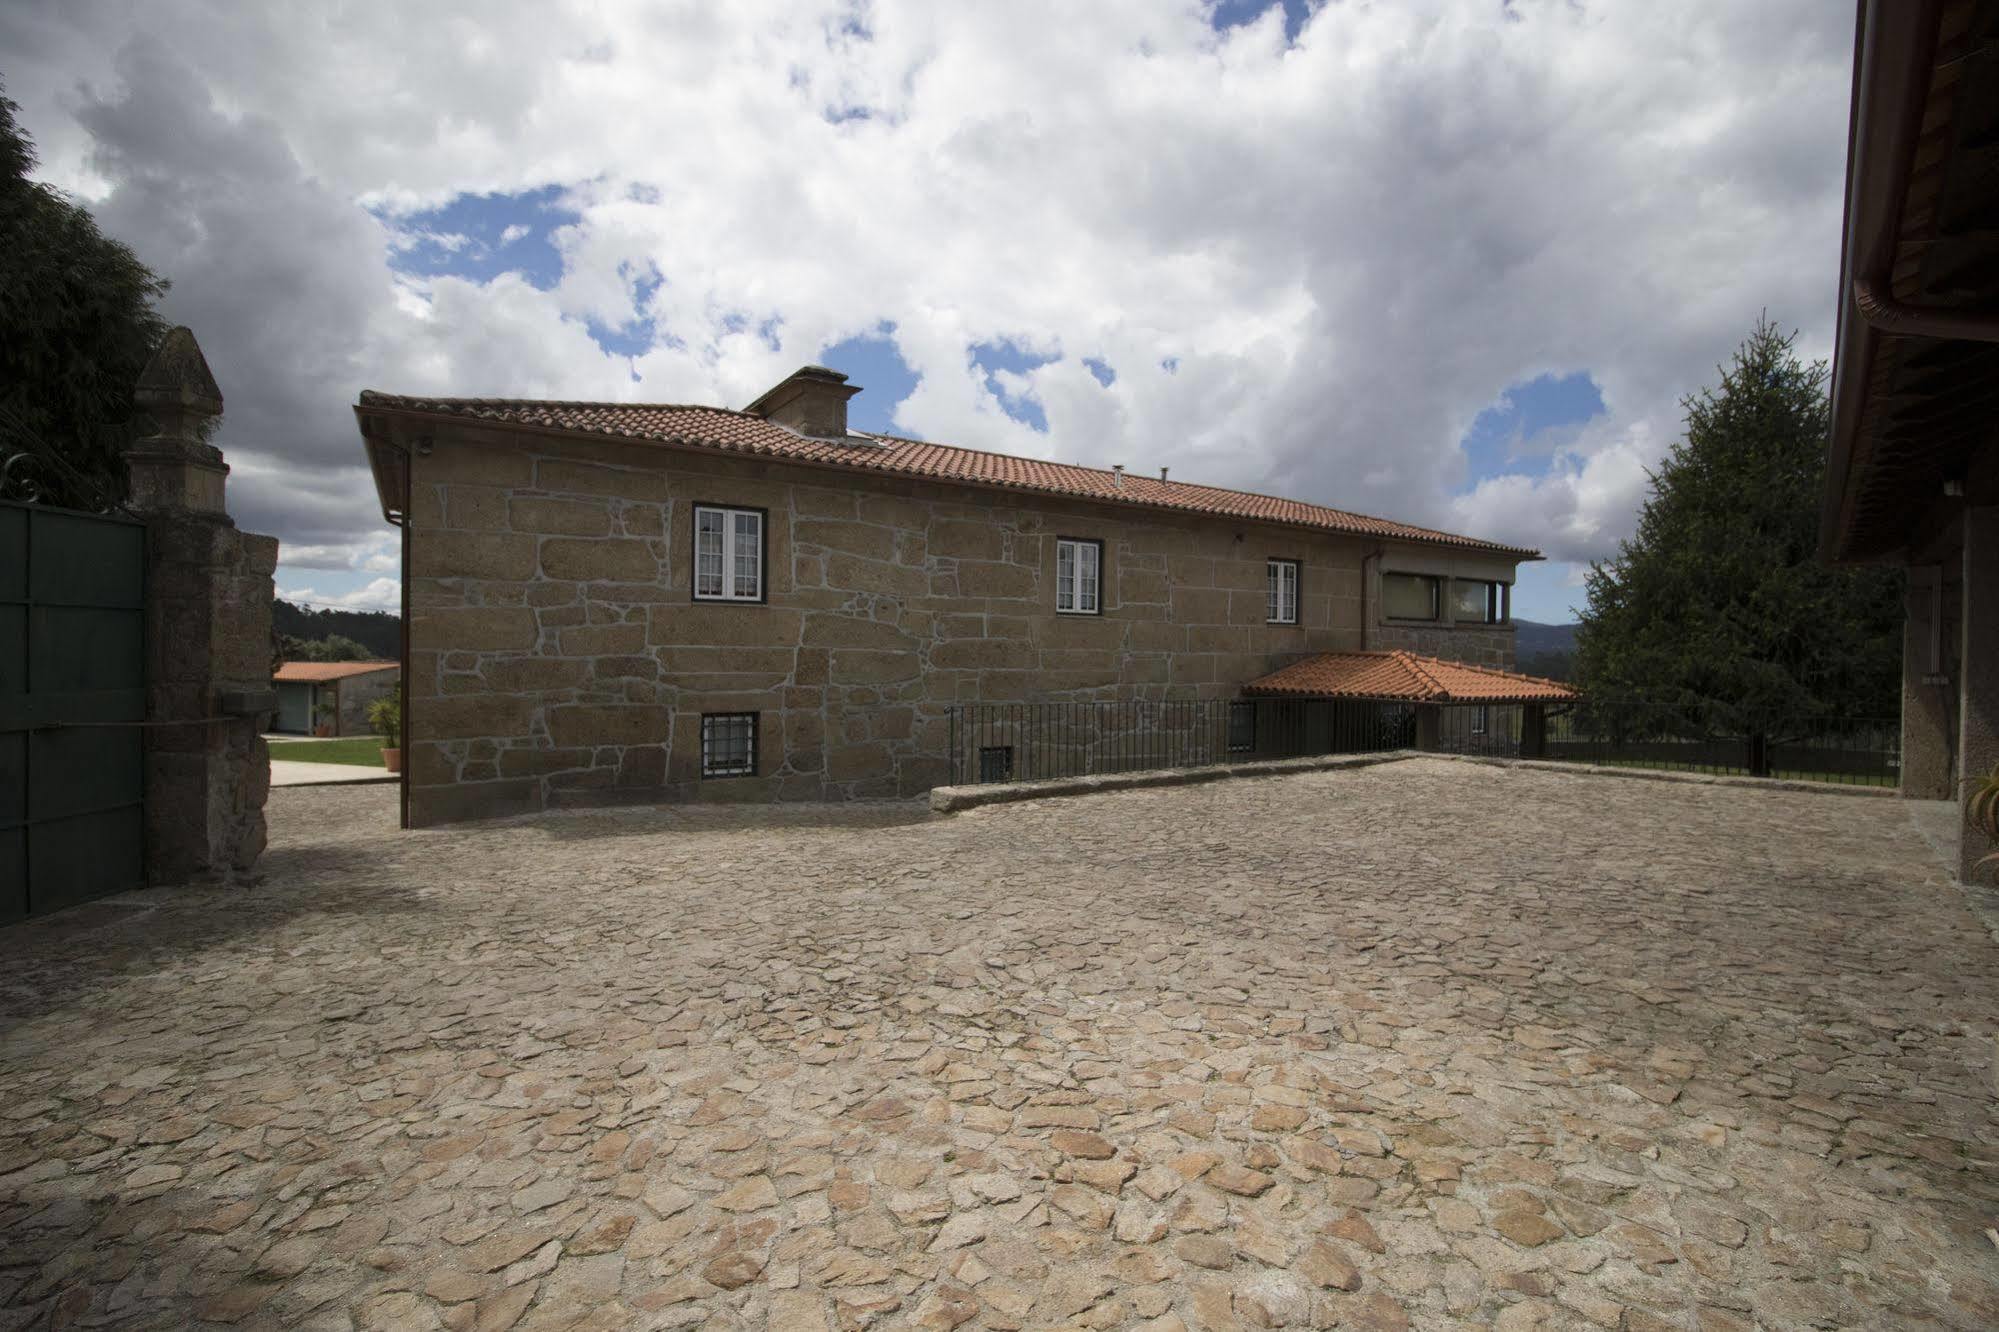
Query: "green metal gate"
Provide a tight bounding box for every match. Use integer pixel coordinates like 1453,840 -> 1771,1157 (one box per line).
0,500 -> 148,921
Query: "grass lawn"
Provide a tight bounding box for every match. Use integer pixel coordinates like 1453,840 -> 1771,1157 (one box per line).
267,736 -> 386,766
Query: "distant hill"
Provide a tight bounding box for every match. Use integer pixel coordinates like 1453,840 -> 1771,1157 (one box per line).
1513,619 -> 1578,682
273,600 -> 401,660
1514,619 -> 1578,656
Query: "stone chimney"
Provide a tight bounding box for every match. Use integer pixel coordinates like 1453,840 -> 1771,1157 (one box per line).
1112,464 -> 1125,490
744,365 -> 862,440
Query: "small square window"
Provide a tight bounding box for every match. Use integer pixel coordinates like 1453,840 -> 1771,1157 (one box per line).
978,746 -> 1014,783
1228,701 -> 1257,753
701,712 -> 758,778
1055,538 -> 1102,615
1266,560 -> 1299,624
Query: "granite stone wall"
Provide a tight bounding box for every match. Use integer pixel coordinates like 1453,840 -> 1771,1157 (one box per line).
404,427 -> 1518,824
335,668 -> 400,739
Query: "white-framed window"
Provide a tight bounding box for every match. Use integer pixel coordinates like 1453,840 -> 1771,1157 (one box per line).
1267,559 -> 1300,624
1451,578 -> 1503,624
1470,705 -> 1489,735
701,712 -> 758,778
693,504 -> 765,601
1381,571 -> 1439,620
1055,537 -> 1102,615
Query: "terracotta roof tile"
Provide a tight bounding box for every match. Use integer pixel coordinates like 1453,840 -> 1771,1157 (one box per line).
275,660 -> 400,683
1243,651 -> 1576,704
355,391 -> 1537,557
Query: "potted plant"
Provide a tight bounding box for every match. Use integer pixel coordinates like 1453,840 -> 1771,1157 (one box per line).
369,689 -> 403,775
313,695 -> 337,738
1973,762 -> 1999,882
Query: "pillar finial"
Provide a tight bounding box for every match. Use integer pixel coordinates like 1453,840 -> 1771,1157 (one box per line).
126,326 -> 230,514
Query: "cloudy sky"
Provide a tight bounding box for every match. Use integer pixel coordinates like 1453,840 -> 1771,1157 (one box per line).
4,0 -> 1854,621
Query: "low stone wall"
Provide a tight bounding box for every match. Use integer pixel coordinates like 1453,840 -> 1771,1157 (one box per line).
335,669 -> 398,738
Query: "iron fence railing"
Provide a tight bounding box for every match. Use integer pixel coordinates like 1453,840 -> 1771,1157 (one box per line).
1521,700 -> 1900,786
945,698 -> 1409,786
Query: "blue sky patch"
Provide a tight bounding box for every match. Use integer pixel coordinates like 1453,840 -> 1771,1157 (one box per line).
971,339 -> 1058,432
821,327 -> 920,435
1210,0 -> 1314,43
1084,357 -> 1116,388
1459,371 -> 1606,484
586,263 -> 664,364
380,185 -> 578,290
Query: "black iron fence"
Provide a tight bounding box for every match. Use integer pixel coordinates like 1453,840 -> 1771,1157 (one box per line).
1490,700 -> 1900,786
946,698 -> 1410,786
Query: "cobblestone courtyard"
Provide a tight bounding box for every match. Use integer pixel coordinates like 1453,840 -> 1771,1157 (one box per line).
3,759 -> 1997,1330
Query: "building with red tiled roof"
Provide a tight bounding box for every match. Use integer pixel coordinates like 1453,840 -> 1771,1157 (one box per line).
1243,650 -> 1576,704
355,365 -> 1543,825
273,660 -> 399,737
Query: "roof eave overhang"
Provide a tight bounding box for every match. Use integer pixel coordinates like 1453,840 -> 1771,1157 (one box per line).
1821,0 -> 1948,565
353,400 -> 1539,560
354,404 -> 411,526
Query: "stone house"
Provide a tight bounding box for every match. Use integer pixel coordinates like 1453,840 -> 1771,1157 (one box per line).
355,367 -> 1538,825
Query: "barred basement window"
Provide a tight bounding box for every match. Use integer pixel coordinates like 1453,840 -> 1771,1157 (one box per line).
978,746 -> 1014,783
1228,701 -> 1257,753
701,712 -> 758,778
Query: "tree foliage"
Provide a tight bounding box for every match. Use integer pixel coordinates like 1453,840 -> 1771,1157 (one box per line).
1575,319 -> 1901,720
287,635 -> 378,664
272,601 -> 402,659
0,83 -> 169,508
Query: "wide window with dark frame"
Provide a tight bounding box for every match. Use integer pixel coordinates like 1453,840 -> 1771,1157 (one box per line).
1266,559 -> 1300,624
693,504 -> 764,601
700,712 -> 758,778
1381,571 -> 1439,620
1450,578 -> 1504,624
1055,537 -> 1102,615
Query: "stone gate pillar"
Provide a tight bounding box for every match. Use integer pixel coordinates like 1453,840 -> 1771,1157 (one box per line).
1900,565 -> 1955,800
124,328 -> 279,883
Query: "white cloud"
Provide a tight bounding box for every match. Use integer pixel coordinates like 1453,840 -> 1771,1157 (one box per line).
3,1 -> 1853,617
275,577 -> 402,612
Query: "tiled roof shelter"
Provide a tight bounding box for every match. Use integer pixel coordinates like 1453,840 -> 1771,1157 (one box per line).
273,661 -> 399,683
1244,650 -> 1576,704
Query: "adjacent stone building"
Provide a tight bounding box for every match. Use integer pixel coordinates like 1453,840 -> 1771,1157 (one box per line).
1825,1 -> 1999,883
355,368 -> 1537,825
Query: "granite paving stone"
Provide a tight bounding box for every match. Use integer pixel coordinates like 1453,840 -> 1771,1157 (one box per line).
1,760 -> 1996,1329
